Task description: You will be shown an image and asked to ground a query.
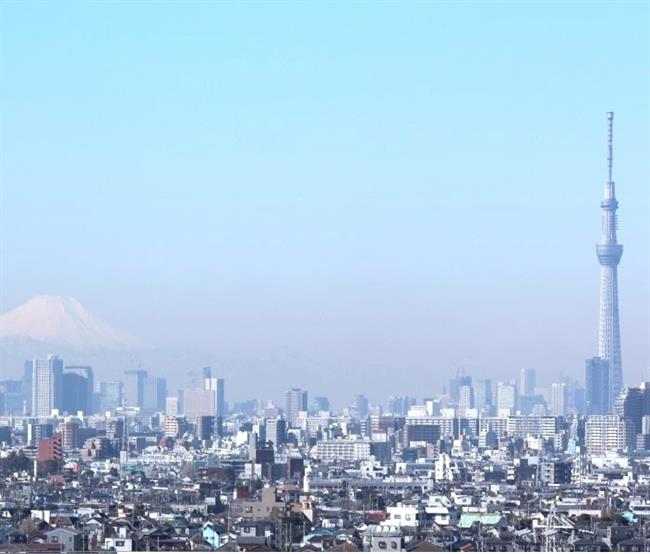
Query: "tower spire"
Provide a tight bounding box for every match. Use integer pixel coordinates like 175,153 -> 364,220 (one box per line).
607,111 -> 614,184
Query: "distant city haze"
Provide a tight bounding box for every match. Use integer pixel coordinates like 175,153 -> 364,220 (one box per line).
0,2 -> 648,403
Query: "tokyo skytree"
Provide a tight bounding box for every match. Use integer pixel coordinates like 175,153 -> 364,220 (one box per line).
596,112 -> 623,405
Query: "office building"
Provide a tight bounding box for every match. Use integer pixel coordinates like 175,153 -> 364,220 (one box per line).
519,368 -> 536,397
354,394 -> 369,417
474,379 -> 493,414
458,385 -> 475,417
586,357 -> 611,415
23,361 -> 33,415
285,388 -> 308,427
265,417 -> 287,449
551,383 -> 567,417
123,369 -> 147,408
32,355 -> 64,417
312,396 -> 331,413
98,381 -> 123,412
182,388 -> 214,422
496,382 -> 517,416
142,375 -> 166,414
62,365 -> 93,415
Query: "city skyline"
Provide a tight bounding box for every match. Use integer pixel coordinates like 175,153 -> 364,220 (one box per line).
1,3 -> 649,552
1,2 -> 649,401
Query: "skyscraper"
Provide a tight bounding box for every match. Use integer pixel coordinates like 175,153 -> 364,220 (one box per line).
123,369 -> 147,408
551,383 -> 567,417
204,371 -> 225,435
496,382 -> 517,416
474,379 -> 493,414
285,388 -> 308,427
142,375 -> 166,414
32,355 -> 63,417
354,394 -> 369,417
596,112 -> 624,403
23,361 -> 33,415
458,385 -> 475,417
62,365 -> 94,415
265,417 -> 287,449
312,396 -> 331,413
585,357 -> 610,415
99,381 -> 123,412
519,368 -> 536,397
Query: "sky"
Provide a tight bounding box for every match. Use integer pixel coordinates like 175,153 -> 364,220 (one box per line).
0,1 -> 648,404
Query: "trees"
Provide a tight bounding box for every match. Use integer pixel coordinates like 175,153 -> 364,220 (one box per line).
0,451 -> 31,475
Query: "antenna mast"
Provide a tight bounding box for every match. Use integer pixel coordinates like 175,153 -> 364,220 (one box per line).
607,111 -> 614,183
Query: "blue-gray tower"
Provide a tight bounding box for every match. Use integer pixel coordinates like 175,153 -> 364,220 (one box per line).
596,112 -> 623,406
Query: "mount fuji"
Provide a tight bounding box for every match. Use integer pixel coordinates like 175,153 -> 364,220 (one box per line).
0,295 -> 143,350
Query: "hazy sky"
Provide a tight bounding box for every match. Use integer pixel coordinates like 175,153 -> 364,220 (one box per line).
1,1 -> 648,402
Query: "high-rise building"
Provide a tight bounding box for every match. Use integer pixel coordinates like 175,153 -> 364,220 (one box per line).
142,376 -> 166,414
0,380 -> 23,416
181,389 -> 214,422
585,415 -> 627,455
496,382 -> 517,416
596,112 -> 624,403
614,384 -> 650,442
519,368 -> 536,397
215,378 -> 225,417
61,418 -> 81,450
550,383 -> 567,416
265,417 -> 287,449
354,394 -> 369,417
32,355 -> 64,417
204,371 -> 224,410
123,369 -> 147,408
474,379 -> 493,414
388,395 -> 416,416
448,371 -> 471,403
285,388 -> 308,427
585,357 -> 610,415
204,373 -> 225,435
165,396 -> 179,416
458,385 -> 475,417
62,366 -> 94,415
99,381 -> 123,412
197,415 -> 215,441
312,396 -> 331,413
27,421 -> 54,447
23,361 -> 33,415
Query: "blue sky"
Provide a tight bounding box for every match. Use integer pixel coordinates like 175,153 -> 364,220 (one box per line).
1,1 -> 648,401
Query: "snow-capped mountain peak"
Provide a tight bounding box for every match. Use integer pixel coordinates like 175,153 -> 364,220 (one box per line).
0,295 -> 143,350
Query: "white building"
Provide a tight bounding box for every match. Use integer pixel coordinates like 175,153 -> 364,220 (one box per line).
585,415 -> 628,455
551,383 -> 567,416
312,438 -> 371,462
32,355 -> 63,417
496,382 -> 517,417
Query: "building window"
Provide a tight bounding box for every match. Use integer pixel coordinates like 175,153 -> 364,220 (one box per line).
378,541 -> 387,549
116,541 -> 125,547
